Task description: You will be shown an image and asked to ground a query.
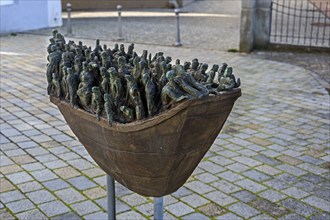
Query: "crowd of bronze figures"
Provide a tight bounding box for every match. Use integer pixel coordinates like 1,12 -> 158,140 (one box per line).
46,30 -> 240,125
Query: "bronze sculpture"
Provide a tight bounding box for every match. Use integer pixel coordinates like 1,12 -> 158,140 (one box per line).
46,31 -> 241,197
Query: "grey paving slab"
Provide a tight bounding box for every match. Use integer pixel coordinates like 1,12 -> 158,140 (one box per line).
51,212 -> 81,220
227,202 -> 260,218
6,171 -> 33,184
180,194 -> 209,208
67,176 -> 97,190
39,200 -> 70,217
17,181 -> 43,193
234,179 -> 267,193
182,212 -> 209,220
6,199 -> 35,214
16,209 -> 47,220
167,202 -> 195,217
70,200 -> 100,216
204,191 -> 236,206
0,190 -> 25,203
42,179 -> 70,191
259,189 -> 287,202
30,169 -> 58,182
302,196 -> 330,212
84,211 -> 107,220
55,188 -> 86,204
280,198 -> 317,217
216,212 -> 243,220
26,189 -> 56,204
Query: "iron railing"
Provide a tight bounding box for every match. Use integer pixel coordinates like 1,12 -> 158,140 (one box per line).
270,0 -> 330,48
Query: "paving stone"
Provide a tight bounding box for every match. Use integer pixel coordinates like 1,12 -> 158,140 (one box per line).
259,189 -> 287,202
281,187 -> 310,199
48,146 -> 69,155
209,155 -> 234,166
134,203 -> 153,216
226,162 -> 250,172
217,171 -> 244,182
84,211 -> 107,220
216,212 -> 242,220
310,212 -> 330,220
55,188 -> 86,204
93,176 -> 106,187
172,187 -> 193,198
301,173 -> 326,184
250,198 -> 288,218
185,180 -> 215,194
195,172 -> 219,183
39,201 -> 70,217
198,203 -> 224,217
250,214 -> 275,220
53,166 -> 80,179
26,189 -> 56,204
280,198 -> 317,217
0,208 -> 16,220
35,154 -> 58,163
83,187 -> 107,199
277,164 -> 307,176
242,169 -> 272,182
82,167 -> 105,178
116,210 -> 144,219
6,199 -> 35,213
253,155 -> 281,166
70,200 -> 100,215
67,158 -> 95,170
294,180 -> 319,192
182,212 -> 209,220
21,162 -> 45,171
57,152 -> 80,161
11,155 -> 36,165
0,190 -> 24,203
204,191 -> 236,206
30,169 -> 58,182
297,163 -> 328,175
4,148 -> 26,157
0,164 -> 22,175
17,181 -> 43,193
228,202 -> 260,218
255,164 -> 282,175
211,179 -> 241,193
232,156 -> 262,167
67,176 -> 97,190
0,178 -> 15,193
95,197 -> 130,213
25,147 -> 48,156
43,160 -> 67,169
298,155 -> 325,165
234,179 -> 267,193
6,171 -> 33,184
16,209 -> 47,220
302,196 -> 330,212
42,179 -> 69,191
51,212 -> 81,220
232,190 -> 257,203
180,194 -> 209,208
120,193 -> 149,206
279,213 -> 306,220
276,173 -> 299,184
312,188 -> 330,201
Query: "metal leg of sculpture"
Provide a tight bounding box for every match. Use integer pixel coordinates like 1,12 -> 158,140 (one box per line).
153,197 -> 164,220
107,175 -> 116,220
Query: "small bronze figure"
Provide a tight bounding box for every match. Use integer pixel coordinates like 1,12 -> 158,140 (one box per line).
104,94 -> 115,125
66,67 -> 79,108
91,86 -> 102,120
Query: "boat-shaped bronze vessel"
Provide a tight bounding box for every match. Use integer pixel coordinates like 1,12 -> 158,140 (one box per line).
50,88 -> 240,197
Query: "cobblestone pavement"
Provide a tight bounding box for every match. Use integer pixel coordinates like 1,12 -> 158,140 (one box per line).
26,0 -> 241,51
1,33 -> 329,219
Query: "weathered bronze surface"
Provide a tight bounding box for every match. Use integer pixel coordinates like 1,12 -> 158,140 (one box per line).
50,88 -> 240,196
46,30 -> 241,197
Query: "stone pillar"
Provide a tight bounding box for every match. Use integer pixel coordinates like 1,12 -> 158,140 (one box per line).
240,0 -> 256,52
239,0 -> 272,52
254,0 -> 272,49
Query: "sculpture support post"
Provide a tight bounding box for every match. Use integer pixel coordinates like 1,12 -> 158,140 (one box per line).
66,3 -> 72,36
107,175 -> 116,220
174,8 -> 182,46
117,5 -> 123,40
153,197 -> 163,220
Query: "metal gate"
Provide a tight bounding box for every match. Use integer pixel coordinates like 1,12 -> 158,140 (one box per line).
270,0 -> 330,48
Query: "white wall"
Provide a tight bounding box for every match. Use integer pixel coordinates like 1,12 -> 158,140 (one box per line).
0,0 -> 62,34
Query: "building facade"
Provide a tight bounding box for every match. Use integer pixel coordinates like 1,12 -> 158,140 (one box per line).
0,0 -> 62,35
